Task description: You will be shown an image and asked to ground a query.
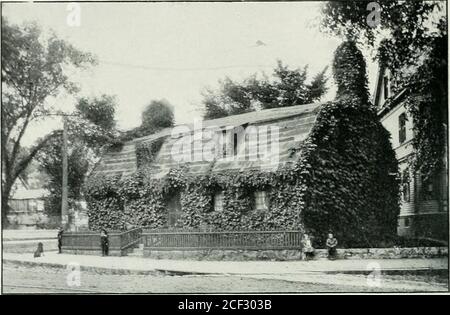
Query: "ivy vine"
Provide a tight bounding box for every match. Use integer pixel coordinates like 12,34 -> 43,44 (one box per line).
85,99 -> 400,247
135,137 -> 166,169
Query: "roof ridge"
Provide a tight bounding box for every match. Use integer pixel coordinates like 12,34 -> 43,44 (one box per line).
128,102 -> 323,144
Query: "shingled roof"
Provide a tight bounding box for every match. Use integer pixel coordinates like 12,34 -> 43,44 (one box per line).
91,102 -> 323,179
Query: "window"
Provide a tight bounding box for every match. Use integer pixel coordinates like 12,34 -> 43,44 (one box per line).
221,130 -> 228,158
383,75 -> 390,99
233,133 -> 238,156
258,127 -> 271,159
404,218 -> 410,228
10,199 -> 27,213
398,113 -> 407,144
214,192 -> 224,212
167,192 -> 182,227
254,191 -> 269,211
402,169 -> 410,202
36,200 -> 44,211
28,200 -> 37,212
218,127 -> 246,158
390,74 -> 397,91
421,174 -> 437,201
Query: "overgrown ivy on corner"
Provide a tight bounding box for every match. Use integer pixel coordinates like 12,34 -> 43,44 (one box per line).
300,100 -> 400,247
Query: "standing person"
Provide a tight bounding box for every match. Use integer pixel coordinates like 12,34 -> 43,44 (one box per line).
326,233 -> 338,260
100,229 -> 109,256
302,233 -> 315,261
57,227 -> 64,254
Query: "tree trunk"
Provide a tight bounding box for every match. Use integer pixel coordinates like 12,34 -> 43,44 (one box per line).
1,182 -> 12,227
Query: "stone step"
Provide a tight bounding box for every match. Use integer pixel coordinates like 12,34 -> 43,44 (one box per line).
127,245 -> 144,257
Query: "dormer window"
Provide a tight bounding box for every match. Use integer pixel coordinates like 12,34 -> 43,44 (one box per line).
220,129 -> 228,158
217,126 -> 246,159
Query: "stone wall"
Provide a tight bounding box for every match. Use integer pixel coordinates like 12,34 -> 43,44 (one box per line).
143,247 -> 448,261
61,248 -> 129,257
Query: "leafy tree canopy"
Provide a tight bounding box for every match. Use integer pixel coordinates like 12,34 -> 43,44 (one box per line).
321,1 -> 447,178
1,18 -> 96,222
202,60 -> 328,119
76,94 -> 117,131
37,136 -> 90,216
141,99 -> 175,133
320,0 -> 444,71
70,94 -> 119,153
35,94 -> 118,216
402,33 -> 448,179
116,99 -> 175,143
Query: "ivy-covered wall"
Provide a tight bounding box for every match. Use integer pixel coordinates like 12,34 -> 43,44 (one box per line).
85,100 -> 399,248
300,99 -> 400,247
85,167 -> 305,232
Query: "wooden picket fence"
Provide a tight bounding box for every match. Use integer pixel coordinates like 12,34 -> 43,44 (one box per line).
142,229 -> 303,251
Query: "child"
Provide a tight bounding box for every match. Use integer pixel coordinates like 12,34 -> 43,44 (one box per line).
326,233 -> 338,260
100,229 -> 109,256
302,233 -> 315,261
33,242 -> 44,258
57,227 -> 64,254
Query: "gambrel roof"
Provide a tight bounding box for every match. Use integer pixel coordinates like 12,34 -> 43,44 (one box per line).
91,102 -> 323,179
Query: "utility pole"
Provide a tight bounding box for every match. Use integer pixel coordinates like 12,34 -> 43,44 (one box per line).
61,117 -> 69,229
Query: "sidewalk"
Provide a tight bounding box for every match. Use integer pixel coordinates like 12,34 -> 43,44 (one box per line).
4,252 -> 448,291
3,229 -> 57,241
4,252 -> 448,275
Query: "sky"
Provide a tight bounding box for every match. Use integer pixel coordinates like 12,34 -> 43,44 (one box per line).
2,1 -> 379,147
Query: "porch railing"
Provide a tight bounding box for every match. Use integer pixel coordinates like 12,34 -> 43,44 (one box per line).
142,230 -> 302,251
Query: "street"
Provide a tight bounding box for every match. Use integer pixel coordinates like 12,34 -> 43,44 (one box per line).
3,262 -> 447,294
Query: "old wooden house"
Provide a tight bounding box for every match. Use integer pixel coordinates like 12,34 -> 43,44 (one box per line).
90,103 -> 319,225
87,99 -> 398,247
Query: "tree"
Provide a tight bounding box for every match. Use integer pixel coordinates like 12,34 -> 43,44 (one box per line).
1,19 -> 96,223
320,0 -> 444,71
402,31 -> 448,180
202,60 -> 328,119
321,1 -> 447,178
70,94 -> 118,154
117,99 -> 175,142
35,94 -> 118,218
37,137 -> 90,216
76,95 -> 116,131
202,77 -> 254,120
141,100 -> 175,134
